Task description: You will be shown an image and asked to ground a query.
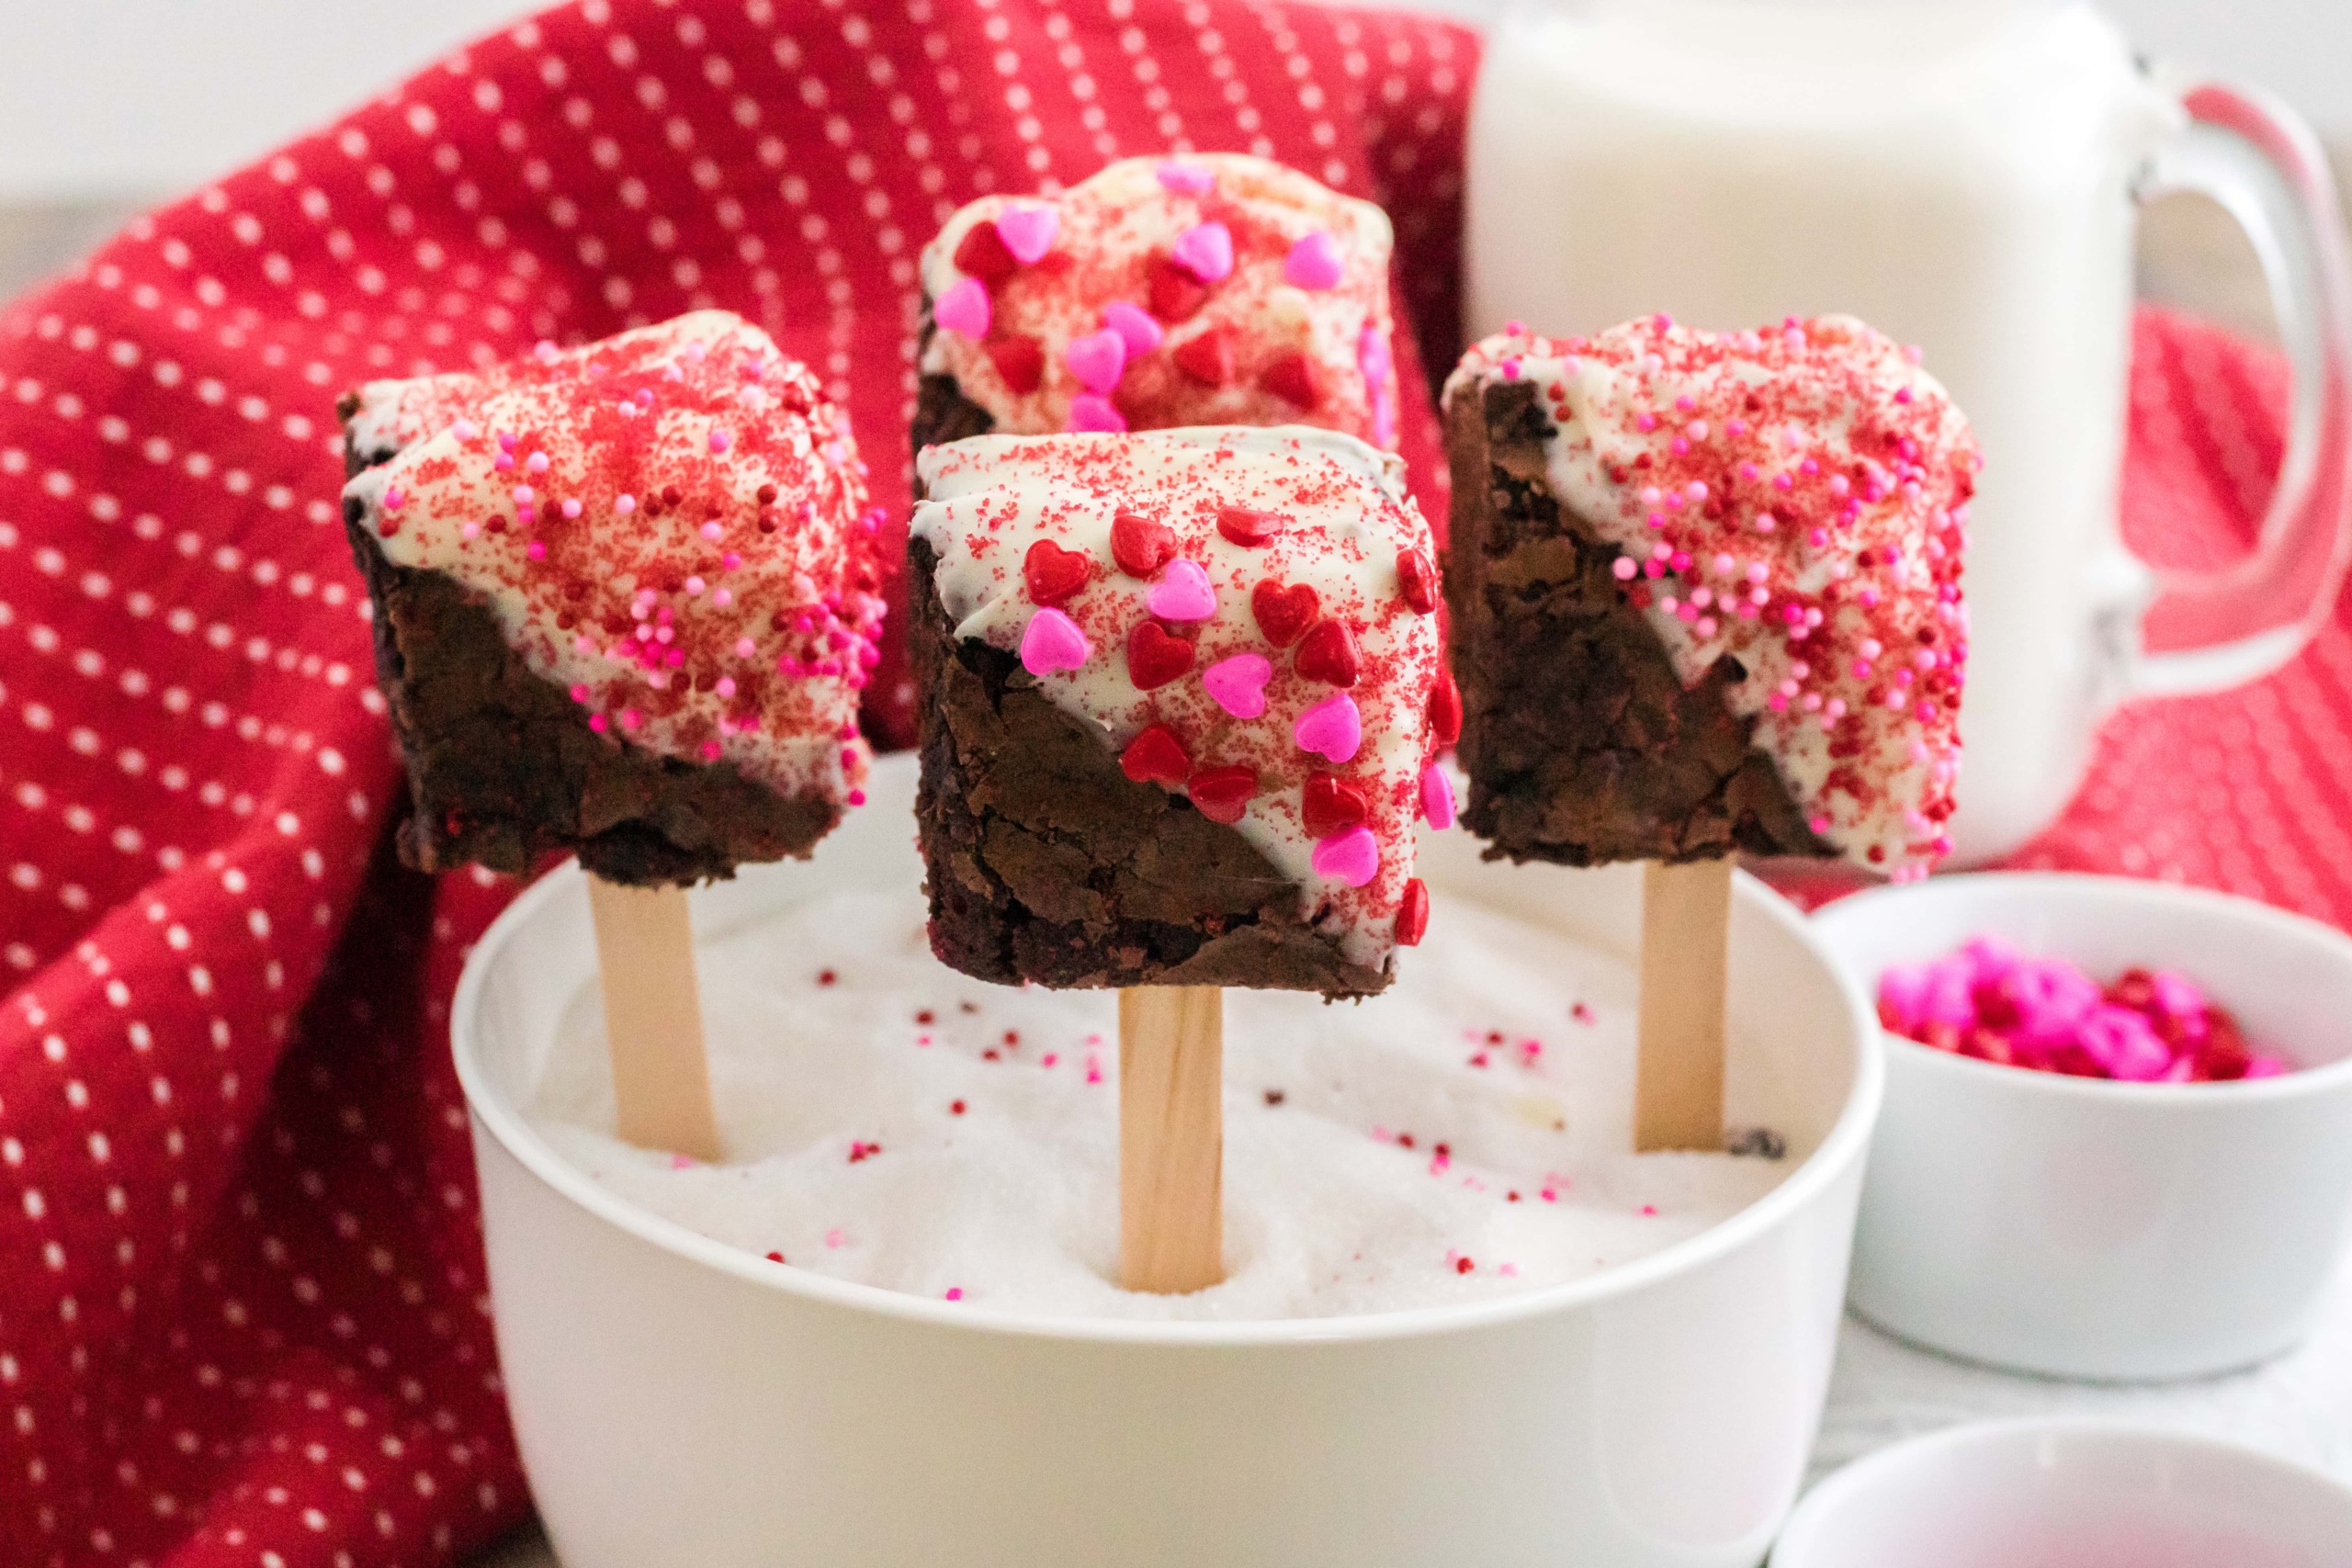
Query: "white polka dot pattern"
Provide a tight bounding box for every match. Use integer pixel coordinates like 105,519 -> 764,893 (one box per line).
0,0 -> 1474,1563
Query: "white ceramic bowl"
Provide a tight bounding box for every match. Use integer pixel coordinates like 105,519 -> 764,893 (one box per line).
453,755 -> 1881,1568
1770,1418 -> 2352,1568
1815,872 -> 2352,1382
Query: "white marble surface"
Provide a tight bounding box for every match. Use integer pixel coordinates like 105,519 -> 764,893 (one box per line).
1816,1254 -> 2352,1486
468,1258 -> 2352,1564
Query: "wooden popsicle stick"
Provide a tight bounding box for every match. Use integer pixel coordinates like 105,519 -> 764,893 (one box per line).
1635,857 -> 1733,1154
1118,986 -> 1226,1293
586,875 -> 720,1162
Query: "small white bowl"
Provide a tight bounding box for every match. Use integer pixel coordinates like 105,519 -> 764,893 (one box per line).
1770,1418 -> 2352,1568
1814,872 -> 2352,1381
454,754 -> 1881,1568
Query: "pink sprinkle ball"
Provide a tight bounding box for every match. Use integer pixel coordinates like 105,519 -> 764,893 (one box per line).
1419,762 -> 1456,829
1067,393 -> 1127,434
1065,329 -> 1128,396
1155,159 -> 1215,194
1293,691 -> 1363,764
1170,220 -> 1235,284
1878,935 -> 2287,1082
1018,607 -> 1090,675
933,275 -> 991,339
1283,230 -> 1345,290
1310,826 -> 1380,888
993,203 -> 1060,265
1102,300 -> 1164,356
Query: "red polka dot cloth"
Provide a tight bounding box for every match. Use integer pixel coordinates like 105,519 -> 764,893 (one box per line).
0,1 -> 2330,1564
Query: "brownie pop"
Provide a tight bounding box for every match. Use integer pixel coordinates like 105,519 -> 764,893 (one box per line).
340,310 -> 883,1156
909,425 -> 1451,1289
1442,314 -> 1977,1146
913,153 -> 1402,451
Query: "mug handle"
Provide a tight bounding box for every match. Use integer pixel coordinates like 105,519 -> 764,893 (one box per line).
2120,73 -> 2352,699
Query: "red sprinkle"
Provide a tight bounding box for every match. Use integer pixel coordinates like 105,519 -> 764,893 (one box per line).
953,221 -> 1019,282
1125,621 -> 1196,689
1301,773 -> 1369,837
1428,671 -> 1462,749
1148,255 -> 1212,322
1250,579 -> 1320,647
1120,722 -> 1192,785
1110,511 -> 1179,579
987,334 -> 1046,394
1396,547 -> 1439,615
1395,878 -> 1429,946
1261,351 -> 1318,410
1294,618 -> 1362,687
1188,764 -> 1258,823
1216,506 -> 1285,547
1171,325 -> 1235,386
1023,538 -> 1093,605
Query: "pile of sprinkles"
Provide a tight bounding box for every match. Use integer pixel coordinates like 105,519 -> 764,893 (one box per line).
1448,313 -> 1979,877
342,311 -> 881,807
912,427 -> 1453,969
920,153 -> 1401,447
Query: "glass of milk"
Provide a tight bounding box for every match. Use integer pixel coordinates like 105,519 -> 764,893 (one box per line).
1466,0 -> 2352,862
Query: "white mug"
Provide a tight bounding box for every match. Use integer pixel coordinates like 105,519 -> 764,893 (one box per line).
1464,0 -> 2352,863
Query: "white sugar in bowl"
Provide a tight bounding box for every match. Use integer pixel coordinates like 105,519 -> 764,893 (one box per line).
452,755 -> 1881,1567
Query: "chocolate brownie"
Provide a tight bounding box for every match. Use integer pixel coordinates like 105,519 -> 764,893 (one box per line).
910,537 -> 1385,998
342,428 -> 837,886
1442,377 -> 1828,867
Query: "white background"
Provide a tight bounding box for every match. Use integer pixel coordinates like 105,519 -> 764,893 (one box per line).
0,0 -> 2346,201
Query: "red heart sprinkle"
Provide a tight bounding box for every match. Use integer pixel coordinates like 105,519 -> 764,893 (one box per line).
1111,512 -> 1178,579
1148,255 -> 1212,321
1217,507 -> 1284,547
1120,723 -> 1192,786
1262,351 -> 1318,409
1125,622 -> 1197,691
1251,580 -> 1320,647
1301,773 -> 1369,837
1022,539 -> 1093,606
1295,619 -> 1362,687
1188,764 -> 1258,824
1171,326 -> 1235,387
986,334 -> 1045,395
1396,878 -> 1430,947
953,222 -> 1018,282
1396,547 -> 1439,615
1429,671 -> 1463,748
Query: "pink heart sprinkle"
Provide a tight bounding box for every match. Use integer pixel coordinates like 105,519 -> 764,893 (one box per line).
1068,394 -> 1127,434
1283,230 -> 1344,290
1202,652 -> 1272,717
994,204 -> 1059,264
1294,691 -> 1363,763
1170,221 -> 1234,284
1019,607 -> 1090,675
933,276 -> 990,338
1102,300 -> 1165,357
1065,328 -> 1128,395
1419,762 -> 1456,829
1156,160 -> 1215,194
1358,323 -> 1392,389
1311,826 -> 1379,887
1145,557 -> 1216,622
